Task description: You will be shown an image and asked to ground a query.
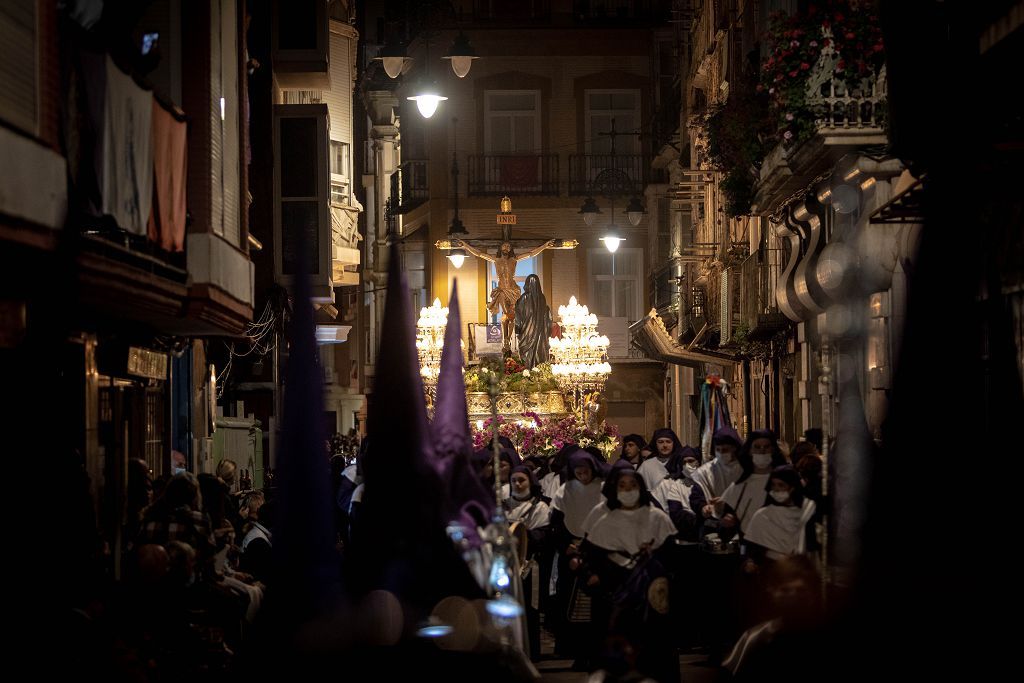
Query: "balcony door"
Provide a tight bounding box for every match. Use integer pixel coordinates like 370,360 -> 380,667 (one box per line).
484,90 -> 541,191
584,90 -> 641,191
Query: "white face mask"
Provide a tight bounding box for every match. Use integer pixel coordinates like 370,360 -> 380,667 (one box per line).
512,489 -> 531,501
770,490 -> 791,504
683,463 -> 698,476
618,490 -> 641,507
715,449 -> 735,465
752,453 -> 773,469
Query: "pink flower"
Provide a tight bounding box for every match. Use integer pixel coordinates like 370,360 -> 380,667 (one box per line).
810,40 -> 818,47
790,40 -> 800,47
784,131 -> 793,140
768,87 -> 775,94
788,70 -> 798,77
785,113 -> 794,121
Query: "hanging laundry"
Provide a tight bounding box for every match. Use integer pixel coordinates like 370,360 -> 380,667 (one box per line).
148,100 -> 187,251
100,55 -> 153,235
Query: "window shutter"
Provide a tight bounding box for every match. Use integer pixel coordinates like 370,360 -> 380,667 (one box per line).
0,1 -> 38,135
273,103 -> 333,303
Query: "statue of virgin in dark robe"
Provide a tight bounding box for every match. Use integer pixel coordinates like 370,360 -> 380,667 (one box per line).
514,274 -> 552,369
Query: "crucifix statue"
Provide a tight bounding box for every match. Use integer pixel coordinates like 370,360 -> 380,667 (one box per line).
437,195 -> 577,356
454,237 -> 558,354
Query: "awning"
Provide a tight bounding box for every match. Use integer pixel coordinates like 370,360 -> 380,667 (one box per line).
871,171 -> 925,224
629,309 -> 738,368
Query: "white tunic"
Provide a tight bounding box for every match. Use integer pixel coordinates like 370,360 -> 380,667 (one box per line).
506,496 -> 551,530
744,500 -> 817,559
551,479 -> 604,538
691,458 -> 743,500
720,472 -> 771,533
652,477 -> 695,512
637,457 -> 671,491
581,503 -> 677,556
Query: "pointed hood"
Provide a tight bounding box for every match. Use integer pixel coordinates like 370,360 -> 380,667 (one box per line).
356,245 -> 482,617
430,281 -> 493,526
270,217 -> 342,627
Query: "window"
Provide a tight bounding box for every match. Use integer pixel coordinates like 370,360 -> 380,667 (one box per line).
585,90 -> 640,155
487,256 -> 538,323
485,90 -> 540,154
0,1 -> 38,134
402,247 -> 427,314
330,140 -> 351,205
588,248 -> 642,321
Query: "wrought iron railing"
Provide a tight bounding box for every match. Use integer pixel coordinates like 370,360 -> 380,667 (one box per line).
467,154 -> 559,196
389,160 -> 429,214
806,29 -> 887,133
568,154 -> 648,196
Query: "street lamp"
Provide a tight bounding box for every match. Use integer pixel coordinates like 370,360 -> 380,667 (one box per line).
443,32 -> 478,78
372,3 -> 481,119
578,119 -> 646,252
447,118 -> 469,267
407,78 -> 448,119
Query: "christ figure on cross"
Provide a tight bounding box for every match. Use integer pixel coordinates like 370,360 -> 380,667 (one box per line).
453,238 -> 557,353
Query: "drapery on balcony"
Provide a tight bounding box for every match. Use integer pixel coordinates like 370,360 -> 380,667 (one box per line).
467,154 -> 559,196
389,160 -> 429,213
568,154 -> 648,196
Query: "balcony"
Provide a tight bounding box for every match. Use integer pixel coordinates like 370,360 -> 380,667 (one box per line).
389,160 -> 429,214
272,0 -> 330,90
754,53 -> 888,215
467,154 -> 559,196
739,248 -> 789,341
649,263 -> 677,316
568,154 -> 647,196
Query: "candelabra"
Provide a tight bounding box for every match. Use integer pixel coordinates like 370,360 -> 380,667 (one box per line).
416,297 -> 448,402
549,296 -> 612,416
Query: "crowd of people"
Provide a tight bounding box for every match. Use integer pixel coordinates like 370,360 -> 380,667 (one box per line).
61,420 -> 826,681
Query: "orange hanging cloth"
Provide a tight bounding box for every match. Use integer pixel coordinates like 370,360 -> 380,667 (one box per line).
148,101 -> 188,252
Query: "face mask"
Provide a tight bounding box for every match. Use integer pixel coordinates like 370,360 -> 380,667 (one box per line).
716,450 -> 735,465
770,490 -> 791,504
618,490 -> 640,507
172,467 -> 186,476
752,453 -> 773,468
512,489 -> 531,501
569,479 -> 585,491
683,463 -> 698,476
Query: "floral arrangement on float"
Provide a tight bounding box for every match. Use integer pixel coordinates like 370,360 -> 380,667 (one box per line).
463,354 -> 559,394
471,412 -> 620,460
759,0 -> 886,147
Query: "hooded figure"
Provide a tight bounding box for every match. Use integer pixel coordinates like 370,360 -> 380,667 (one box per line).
581,460 -> 675,558
514,273 -> 552,369
744,466 -> 816,562
550,449 -> 607,540
637,428 -> 687,491
651,445 -> 701,542
618,433 -> 647,467
572,461 -> 678,683
353,245 -> 482,624
719,429 -> 790,536
430,282 -> 494,535
691,425 -> 744,508
506,465 -> 551,532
